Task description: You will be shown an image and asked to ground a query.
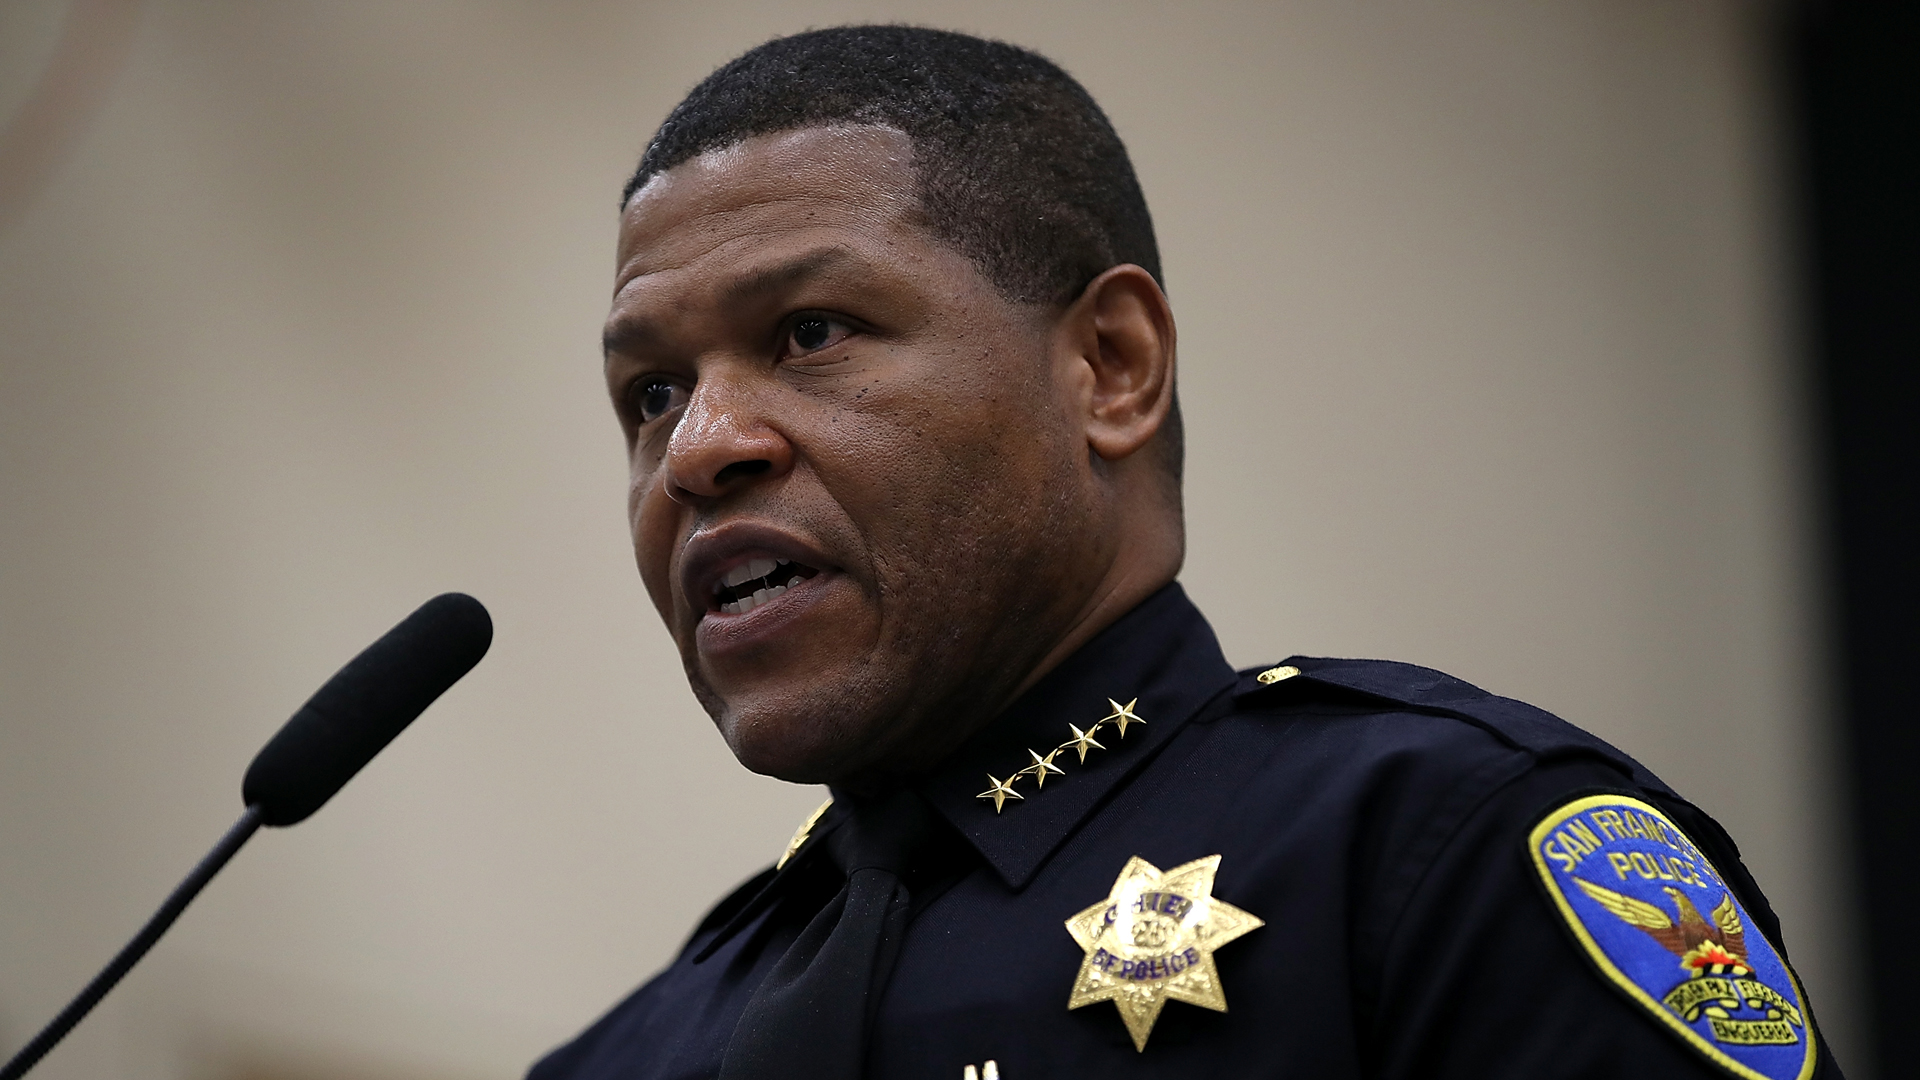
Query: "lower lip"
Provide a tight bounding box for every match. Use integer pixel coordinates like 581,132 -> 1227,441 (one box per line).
694,570 -> 837,658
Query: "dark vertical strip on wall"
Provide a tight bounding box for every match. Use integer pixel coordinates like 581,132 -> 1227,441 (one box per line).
1794,3 -> 1918,1073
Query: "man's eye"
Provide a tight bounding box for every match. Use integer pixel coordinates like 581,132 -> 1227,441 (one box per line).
785,314 -> 852,357
628,377 -> 689,423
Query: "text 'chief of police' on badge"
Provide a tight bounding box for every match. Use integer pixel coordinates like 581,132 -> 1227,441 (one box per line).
525,25 -> 1843,1080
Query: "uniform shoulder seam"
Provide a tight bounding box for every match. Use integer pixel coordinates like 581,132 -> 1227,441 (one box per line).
1234,655 -> 1675,795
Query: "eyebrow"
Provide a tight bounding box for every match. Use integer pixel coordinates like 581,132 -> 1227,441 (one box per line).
721,246 -> 859,306
603,245 -> 862,357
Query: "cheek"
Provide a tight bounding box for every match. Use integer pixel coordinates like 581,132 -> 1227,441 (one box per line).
629,460 -> 680,617
825,354 -> 1060,532
932,354 -> 1069,480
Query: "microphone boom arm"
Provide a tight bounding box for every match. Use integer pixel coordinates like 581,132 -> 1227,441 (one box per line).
0,804 -> 265,1080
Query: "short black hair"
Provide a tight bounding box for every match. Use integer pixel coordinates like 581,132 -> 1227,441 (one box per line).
623,25 -> 1161,308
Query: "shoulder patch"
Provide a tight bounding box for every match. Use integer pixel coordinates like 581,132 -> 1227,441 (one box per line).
1528,794 -> 1815,1080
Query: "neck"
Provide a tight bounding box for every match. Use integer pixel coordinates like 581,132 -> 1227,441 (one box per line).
834,499 -> 1183,795
1010,513 -> 1183,704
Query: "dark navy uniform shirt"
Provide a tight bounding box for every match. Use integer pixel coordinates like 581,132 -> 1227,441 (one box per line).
531,584 -> 1840,1079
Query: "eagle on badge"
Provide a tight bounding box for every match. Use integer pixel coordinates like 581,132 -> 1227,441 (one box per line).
1573,879 -> 1750,976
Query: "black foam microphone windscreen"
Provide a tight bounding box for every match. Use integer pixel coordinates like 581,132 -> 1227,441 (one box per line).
242,592 -> 492,826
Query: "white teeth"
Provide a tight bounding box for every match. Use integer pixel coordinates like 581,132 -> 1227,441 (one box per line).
720,556 -> 779,589
713,555 -> 809,615
716,581 -> 796,617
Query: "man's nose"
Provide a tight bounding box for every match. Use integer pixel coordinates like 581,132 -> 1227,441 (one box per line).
661,375 -> 794,503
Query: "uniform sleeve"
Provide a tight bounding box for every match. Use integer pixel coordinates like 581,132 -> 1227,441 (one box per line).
1366,755 -> 1845,1079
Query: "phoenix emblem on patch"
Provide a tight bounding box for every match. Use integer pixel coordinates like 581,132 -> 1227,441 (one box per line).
1063,855 -> 1263,1051
1529,794 -> 1816,1080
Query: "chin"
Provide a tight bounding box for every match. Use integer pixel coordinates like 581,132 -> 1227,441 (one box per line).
709,692 -> 873,785
723,723 -> 861,785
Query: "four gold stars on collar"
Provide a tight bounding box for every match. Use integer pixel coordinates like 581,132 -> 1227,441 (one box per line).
975,697 -> 1146,813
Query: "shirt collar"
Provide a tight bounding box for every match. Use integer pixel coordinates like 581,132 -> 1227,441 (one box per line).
913,582 -> 1238,891
692,583 -> 1235,962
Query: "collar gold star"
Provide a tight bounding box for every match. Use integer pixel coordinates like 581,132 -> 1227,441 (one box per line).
1103,698 -> 1144,737
975,773 -> 1025,812
776,797 -> 834,870
974,698 -> 1144,813
1064,854 -> 1264,1051
1026,749 -> 1066,788
1063,723 -> 1105,763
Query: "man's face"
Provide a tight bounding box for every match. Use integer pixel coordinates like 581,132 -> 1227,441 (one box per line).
605,126 -> 1114,786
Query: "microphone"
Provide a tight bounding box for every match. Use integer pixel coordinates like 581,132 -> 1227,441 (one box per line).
244,592 -> 494,825
0,593 -> 493,1080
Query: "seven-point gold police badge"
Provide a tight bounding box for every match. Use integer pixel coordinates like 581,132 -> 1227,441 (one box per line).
1063,854 -> 1263,1051
1529,794 -> 1816,1080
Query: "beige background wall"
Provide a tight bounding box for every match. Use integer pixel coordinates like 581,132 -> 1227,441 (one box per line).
0,1 -> 1861,1077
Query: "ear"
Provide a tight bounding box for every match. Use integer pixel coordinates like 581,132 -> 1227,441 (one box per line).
1057,264 -> 1176,463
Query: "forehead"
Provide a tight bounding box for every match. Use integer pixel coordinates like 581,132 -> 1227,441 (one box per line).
613,125 -> 928,295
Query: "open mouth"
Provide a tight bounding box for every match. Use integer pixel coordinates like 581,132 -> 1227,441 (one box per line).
710,556 -> 820,615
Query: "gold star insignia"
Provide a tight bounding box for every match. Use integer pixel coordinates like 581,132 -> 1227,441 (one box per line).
1104,698 -> 1145,737
976,773 -> 1026,813
1023,748 -> 1066,788
1064,854 -> 1264,1051
1063,723 -> 1105,763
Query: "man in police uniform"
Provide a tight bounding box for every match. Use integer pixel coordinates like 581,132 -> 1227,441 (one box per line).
532,25 -> 1841,1080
